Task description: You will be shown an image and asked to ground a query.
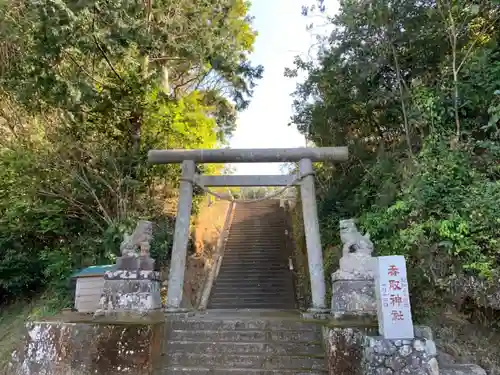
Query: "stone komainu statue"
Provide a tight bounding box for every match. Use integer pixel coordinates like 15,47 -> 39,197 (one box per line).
334,218 -> 375,279
120,220 -> 154,258
339,218 -> 374,257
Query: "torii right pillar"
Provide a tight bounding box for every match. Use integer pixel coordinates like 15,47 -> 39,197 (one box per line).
299,158 -> 327,312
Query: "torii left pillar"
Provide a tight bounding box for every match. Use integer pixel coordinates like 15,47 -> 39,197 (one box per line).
165,160 -> 195,311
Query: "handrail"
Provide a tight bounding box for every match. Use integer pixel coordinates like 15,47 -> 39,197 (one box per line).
197,201 -> 236,310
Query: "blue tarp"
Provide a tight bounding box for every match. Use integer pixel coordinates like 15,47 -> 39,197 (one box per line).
71,264 -> 115,278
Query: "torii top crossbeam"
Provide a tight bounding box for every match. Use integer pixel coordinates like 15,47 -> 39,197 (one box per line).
148,146 -> 348,164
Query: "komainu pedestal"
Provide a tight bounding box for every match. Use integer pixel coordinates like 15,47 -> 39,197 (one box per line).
99,269 -> 162,314
331,219 -> 377,319
97,220 -> 162,317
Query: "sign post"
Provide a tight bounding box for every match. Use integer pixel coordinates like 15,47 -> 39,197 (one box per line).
374,255 -> 414,339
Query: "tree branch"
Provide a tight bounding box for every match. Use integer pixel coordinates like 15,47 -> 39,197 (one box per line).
92,35 -> 123,82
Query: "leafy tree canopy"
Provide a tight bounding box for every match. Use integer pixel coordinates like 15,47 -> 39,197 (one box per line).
288,0 -> 500,316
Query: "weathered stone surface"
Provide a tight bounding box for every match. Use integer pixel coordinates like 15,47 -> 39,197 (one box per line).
424,340 -> 437,357
427,357 -> 439,375
437,350 -> 456,365
120,220 -> 153,258
10,321 -> 164,375
413,339 -> 425,352
373,339 -> 397,356
325,327 -> 364,375
440,364 -> 487,375
324,327 -> 438,375
331,279 -> 377,318
399,345 -> 412,357
385,355 -> 407,371
332,219 -> 375,280
104,269 -> 161,281
99,279 -> 162,315
375,368 -> 393,375
410,352 -> 423,368
414,326 -> 434,340
116,255 -> 155,271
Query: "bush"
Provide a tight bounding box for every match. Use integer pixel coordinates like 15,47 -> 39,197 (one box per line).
357,137 -> 500,306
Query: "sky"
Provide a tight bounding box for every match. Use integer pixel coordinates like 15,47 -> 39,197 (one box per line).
227,0 -> 320,176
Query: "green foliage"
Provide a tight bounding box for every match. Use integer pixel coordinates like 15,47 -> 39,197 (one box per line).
361,138 -> 500,287
290,0 -> 500,310
0,0 -> 261,301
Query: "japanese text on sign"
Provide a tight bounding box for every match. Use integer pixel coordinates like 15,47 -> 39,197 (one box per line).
375,256 -> 414,339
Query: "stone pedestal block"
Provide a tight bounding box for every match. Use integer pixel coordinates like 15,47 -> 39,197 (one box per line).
10,320 -> 164,375
331,276 -> 377,319
323,326 -> 439,375
116,255 -> 155,271
99,270 -> 162,315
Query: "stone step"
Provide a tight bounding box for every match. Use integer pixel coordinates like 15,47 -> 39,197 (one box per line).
222,254 -> 285,259
225,243 -> 284,248
214,277 -> 291,284
211,288 -> 293,296
234,212 -> 282,215
223,254 -> 288,263
234,212 -> 282,214
230,227 -> 284,231
213,282 -> 292,289
227,230 -> 285,235
217,262 -> 288,268
208,298 -> 295,306
220,263 -> 286,268
209,296 -> 294,305
223,248 -> 285,253
208,302 -> 295,309
224,247 -> 284,252
213,281 -> 292,288
167,319 -> 321,332
222,254 -> 284,259
168,329 -> 322,343
223,247 -> 285,252
165,341 -> 324,355
225,238 -> 285,243
213,279 -> 292,285
214,274 -> 291,281
232,214 -> 282,217
164,367 -> 328,375
225,237 -> 284,241
219,258 -> 287,264
166,353 -> 326,370
231,224 -> 284,228
216,265 -> 289,272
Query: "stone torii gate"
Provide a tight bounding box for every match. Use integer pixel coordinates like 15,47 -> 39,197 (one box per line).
148,146 -> 348,312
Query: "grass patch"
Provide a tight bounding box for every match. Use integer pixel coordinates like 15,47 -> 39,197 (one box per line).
420,303 -> 500,375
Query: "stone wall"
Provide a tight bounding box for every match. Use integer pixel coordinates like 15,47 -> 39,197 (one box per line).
323,325 -> 439,375
9,320 -> 164,375
285,198 -> 312,310
184,199 -> 231,308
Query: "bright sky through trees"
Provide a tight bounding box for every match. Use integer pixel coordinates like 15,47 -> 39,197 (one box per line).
229,0 -> 338,175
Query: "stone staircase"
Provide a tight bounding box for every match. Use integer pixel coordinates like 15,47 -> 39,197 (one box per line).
162,200 -> 328,374
208,200 -> 296,309
163,310 -> 328,374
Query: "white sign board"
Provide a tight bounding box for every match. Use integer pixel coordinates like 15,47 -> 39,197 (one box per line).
375,255 -> 414,339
